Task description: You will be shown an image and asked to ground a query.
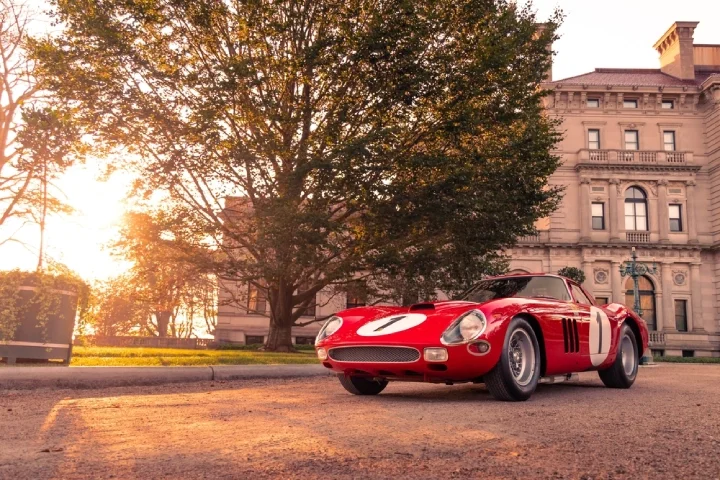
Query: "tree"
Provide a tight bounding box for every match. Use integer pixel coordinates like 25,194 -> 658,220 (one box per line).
112,208 -> 217,338
34,0 -> 563,351
557,267 -> 586,285
82,275 -> 147,337
0,1 -> 81,250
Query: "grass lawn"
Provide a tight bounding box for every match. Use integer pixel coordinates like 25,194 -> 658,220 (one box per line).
653,355 -> 720,364
66,346 -> 319,367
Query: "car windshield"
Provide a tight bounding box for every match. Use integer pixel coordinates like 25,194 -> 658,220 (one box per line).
462,276 -> 571,303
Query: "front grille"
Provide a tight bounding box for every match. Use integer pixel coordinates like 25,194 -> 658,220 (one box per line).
328,346 -> 420,363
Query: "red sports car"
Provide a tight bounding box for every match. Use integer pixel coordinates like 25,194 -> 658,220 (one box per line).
315,273 -> 649,401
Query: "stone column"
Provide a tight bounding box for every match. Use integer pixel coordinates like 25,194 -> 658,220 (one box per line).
658,180 -> 670,243
690,263 -> 704,332
580,178 -> 591,241
686,180 -> 698,244
661,262 -> 675,332
582,260 -> 594,296
611,261 -> 623,304
609,179 -> 621,242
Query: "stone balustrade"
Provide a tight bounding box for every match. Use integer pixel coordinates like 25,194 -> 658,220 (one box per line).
626,232 -> 650,243
578,149 -> 692,165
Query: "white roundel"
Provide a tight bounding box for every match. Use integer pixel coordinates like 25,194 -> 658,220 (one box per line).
356,313 -> 428,337
589,306 -> 612,366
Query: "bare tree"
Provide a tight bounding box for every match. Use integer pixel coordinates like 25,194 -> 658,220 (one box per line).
0,0 -> 39,233
0,0 -> 81,260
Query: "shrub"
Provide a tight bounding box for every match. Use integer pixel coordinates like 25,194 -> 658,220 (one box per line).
557,266 -> 586,284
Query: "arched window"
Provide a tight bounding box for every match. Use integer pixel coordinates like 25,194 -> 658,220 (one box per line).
624,187 -> 648,231
625,276 -> 656,331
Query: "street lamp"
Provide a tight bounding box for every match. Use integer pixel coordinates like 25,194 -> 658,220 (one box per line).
619,247 -> 658,316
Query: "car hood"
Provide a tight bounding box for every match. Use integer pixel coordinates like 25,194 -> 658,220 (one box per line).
322,300 -> 496,346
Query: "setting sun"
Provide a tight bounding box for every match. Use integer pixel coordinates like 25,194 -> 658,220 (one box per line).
0,162 -> 134,280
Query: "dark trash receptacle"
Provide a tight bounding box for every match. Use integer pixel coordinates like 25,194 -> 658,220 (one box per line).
0,285 -> 78,365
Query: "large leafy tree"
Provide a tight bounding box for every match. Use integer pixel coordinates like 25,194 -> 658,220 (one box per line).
34,0 -> 562,351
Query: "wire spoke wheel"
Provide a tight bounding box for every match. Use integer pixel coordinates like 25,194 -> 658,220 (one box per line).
508,328 -> 536,387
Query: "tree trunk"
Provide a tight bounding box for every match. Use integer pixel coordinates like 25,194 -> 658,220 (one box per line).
155,311 -> 171,337
265,321 -> 294,352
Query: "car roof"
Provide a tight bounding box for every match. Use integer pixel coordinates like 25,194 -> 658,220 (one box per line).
485,273 -> 572,282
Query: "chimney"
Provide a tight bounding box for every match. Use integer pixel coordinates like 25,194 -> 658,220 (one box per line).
535,23 -> 553,82
653,21 -> 699,80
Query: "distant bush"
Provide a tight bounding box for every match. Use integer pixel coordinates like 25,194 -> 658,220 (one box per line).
653,356 -> 720,364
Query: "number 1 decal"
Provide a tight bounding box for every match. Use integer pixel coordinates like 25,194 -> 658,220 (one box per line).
589,306 -> 611,366
356,313 -> 428,337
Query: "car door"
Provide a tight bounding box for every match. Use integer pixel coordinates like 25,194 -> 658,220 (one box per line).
518,277 -> 584,376
568,282 -> 612,371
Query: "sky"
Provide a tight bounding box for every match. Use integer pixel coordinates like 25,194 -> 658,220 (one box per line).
1,0 -> 719,281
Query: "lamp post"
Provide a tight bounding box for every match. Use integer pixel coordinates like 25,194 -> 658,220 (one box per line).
619,247 -> 658,316
619,247 -> 658,366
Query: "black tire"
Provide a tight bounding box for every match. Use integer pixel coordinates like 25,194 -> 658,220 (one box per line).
337,374 -> 388,395
598,323 -> 638,389
485,317 -> 541,401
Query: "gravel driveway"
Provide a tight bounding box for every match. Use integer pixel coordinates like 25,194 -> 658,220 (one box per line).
1,363 -> 719,479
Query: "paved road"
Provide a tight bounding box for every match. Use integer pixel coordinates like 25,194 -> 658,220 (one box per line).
1,364 -> 719,479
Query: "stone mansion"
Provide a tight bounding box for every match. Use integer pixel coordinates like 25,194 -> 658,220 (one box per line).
216,21 -> 720,357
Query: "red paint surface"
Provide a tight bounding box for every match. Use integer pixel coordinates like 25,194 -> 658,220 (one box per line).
317,274 -> 649,383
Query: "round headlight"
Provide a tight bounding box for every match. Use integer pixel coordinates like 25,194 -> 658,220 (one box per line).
441,310 -> 487,345
459,312 -> 485,341
315,316 -> 343,345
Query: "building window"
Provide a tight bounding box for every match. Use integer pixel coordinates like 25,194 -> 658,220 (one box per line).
625,276 -> 656,331
591,202 -> 605,230
296,283 -> 317,317
587,98 -> 600,108
588,129 -> 600,149
674,300 -> 688,332
682,350 -> 694,358
624,186 -> 648,231
669,204 -> 683,232
595,296 -> 609,305
662,100 -> 674,109
663,131 -> 676,151
248,284 -> 267,315
246,335 -> 264,345
294,336 -> 316,345
624,130 -> 639,150
623,99 -> 638,108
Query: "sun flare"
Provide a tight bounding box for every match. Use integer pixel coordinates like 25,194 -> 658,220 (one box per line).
0,162 -> 135,280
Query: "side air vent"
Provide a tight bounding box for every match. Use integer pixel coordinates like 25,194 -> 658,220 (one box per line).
562,318 -> 580,353
409,303 -> 435,311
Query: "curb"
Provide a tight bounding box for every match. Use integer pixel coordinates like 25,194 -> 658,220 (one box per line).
0,364 -> 332,390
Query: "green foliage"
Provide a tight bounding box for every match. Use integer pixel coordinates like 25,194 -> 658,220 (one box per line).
35,0 -> 563,350
557,267 -> 586,284
653,356 -> 720,364
0,266 -> 88,341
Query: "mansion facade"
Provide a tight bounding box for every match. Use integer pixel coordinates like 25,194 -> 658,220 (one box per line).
216,21 -> 720,357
